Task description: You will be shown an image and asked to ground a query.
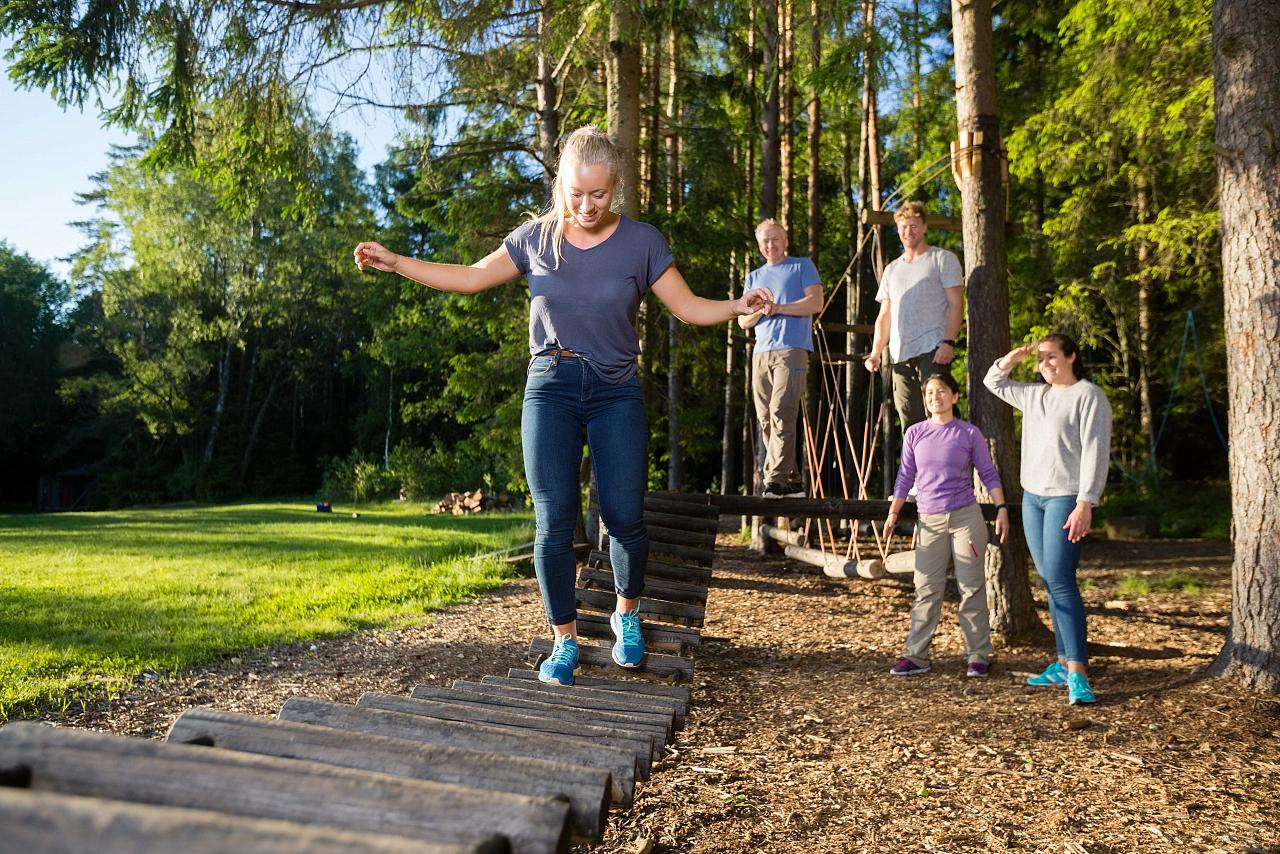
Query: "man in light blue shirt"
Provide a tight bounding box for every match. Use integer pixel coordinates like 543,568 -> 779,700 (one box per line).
738,219 -> 823,498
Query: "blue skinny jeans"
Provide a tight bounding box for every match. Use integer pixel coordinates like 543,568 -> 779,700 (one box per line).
521,352 -> 648,626
1021,491 -> 1088,665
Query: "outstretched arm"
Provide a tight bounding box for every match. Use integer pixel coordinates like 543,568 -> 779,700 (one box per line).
651,265 -> 772,326
354,242 -> 521,294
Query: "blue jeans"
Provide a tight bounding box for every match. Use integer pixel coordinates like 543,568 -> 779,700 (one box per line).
522,353 -> 648,626
1022,491 -> 1088,665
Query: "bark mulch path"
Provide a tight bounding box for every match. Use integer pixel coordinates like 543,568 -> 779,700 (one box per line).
32,537 -> 1280,853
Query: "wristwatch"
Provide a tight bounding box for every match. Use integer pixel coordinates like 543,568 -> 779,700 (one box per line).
941,339 -> 957,347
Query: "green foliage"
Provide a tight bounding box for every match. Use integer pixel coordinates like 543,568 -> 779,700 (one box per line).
1117,571 -> 1206,597
1,0 -> 1233,508
1099,480 -> 1230,540
1004,0 -> 1222,476
0,243 -> 69,504
1116,573 -> 1150,596
0,501 -> 533,719
320,451 -> 396,504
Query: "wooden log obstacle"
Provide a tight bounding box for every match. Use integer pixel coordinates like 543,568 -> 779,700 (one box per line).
0,492 -> 717,853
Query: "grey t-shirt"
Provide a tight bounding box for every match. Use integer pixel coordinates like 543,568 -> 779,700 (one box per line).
983,359 -> 1113,505
875,246 -> 964,361
504,216 -> 674,383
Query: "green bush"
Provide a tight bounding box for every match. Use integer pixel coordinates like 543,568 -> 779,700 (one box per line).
389,442 -> 519,502
1098,480 -> 1230,540
320,450 -> 397,504
323,443 -> 522,505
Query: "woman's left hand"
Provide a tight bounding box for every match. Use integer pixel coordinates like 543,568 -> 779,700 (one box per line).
1063,502 -> 1092,543
735,287 -> 774,316
994,508 -> 1009,543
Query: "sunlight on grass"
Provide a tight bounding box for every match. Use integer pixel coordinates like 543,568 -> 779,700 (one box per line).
1117,574 -> 1152,596
0,501 -> 533,720
1150,571 -> 1207,594
1116,571 -> 1207,598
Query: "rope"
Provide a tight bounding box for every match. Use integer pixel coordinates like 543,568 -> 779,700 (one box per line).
1111,309 -> 1227,486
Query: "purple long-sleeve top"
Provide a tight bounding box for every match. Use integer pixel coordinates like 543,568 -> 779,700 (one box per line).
893,417 -> 1003,514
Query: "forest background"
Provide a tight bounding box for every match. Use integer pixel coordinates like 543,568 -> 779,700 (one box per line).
0,0 -> 1226,523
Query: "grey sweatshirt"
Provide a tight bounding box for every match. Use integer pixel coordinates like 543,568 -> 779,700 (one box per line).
983,359 -> 1113,505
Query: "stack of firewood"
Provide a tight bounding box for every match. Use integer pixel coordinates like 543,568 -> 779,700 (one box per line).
432,489 -> 514,515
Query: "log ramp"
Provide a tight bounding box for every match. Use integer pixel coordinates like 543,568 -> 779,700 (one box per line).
0,491 -> 720,853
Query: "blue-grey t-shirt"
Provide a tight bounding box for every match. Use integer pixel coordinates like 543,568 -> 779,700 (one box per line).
746,256 -> 822,352
504,216 -> 674,383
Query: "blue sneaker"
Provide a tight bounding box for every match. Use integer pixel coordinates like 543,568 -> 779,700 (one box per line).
609,608 -> 645,667
1026,660 -> 1068,687
1067,671 -> 1095,705
538,635 -> 579,685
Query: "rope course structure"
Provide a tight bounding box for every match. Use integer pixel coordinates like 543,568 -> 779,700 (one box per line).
758,150 -> 969,578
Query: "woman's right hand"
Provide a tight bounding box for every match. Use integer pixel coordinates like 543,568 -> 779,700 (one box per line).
353,241 -> 400,274
998,342 -> 1035,370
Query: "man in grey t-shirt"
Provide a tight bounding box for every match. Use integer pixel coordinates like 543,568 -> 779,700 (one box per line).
863,202 -> 964,431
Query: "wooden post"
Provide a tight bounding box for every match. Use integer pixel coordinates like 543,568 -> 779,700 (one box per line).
952,0 -> 1048,643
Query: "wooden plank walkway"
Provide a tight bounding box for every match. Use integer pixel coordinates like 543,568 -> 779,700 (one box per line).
1,491 -> 722,852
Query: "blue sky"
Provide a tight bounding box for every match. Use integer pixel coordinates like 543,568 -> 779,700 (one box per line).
0,42 -> 398,281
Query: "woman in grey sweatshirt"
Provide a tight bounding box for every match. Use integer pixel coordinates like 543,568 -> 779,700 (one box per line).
984,333 -> 1112,705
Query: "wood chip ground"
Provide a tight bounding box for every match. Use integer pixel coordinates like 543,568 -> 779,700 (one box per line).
29,537 -> 1280,853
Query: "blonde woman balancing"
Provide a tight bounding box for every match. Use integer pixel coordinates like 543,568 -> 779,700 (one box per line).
354,127 -> 772,686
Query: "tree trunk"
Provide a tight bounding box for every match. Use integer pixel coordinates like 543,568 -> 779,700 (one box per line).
806,0 -> 821,263
951,0 -> 1047,643
204,339 -> 232,466
1134,158 -> 1156,478
860,0 -> 891,496
535,6 -> 560,200
239,373 -> 281,486
780,0 -> 796,237
723,244 -> 740,495
607,0 -> 642,219
912,0 -> 923,162
1208,0 -> 1280,693
665,25 -> 684,490
643,39 -> 662,213
759,0 -> 781,221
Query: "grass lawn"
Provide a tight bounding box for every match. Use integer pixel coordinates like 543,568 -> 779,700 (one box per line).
0,500 -> 534,720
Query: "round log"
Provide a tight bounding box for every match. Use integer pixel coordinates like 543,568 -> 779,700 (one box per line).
167,708 -> 608,842
277,697 -> 635,808
356,693 -> 654,774
0,788 -> 472,854
0,722 -> 562,854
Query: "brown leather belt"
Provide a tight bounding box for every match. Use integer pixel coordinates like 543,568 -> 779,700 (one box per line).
546,347 -> 578,358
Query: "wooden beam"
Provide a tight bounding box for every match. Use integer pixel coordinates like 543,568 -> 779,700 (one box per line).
277,697 -> 636,808
167,708 -> 610,843
0,722 -> 549,854
0,788 -> 457,854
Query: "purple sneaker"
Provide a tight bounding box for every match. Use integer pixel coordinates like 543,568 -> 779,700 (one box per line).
890,657 -> 930,676
966,660 -> 990,678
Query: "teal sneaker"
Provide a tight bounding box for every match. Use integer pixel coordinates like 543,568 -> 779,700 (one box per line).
1026,660 -> 1068,687
1067,671 -> 1095,705
609,608 -> 645,668
538,635 -> 579,685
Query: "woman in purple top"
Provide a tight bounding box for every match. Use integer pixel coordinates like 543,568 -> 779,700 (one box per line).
884,373 -> 1010,678
354,127 -> 771,687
